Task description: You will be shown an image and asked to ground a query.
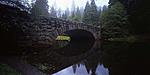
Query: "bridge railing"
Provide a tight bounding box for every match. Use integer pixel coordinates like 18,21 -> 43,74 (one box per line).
0,0 -> 30,13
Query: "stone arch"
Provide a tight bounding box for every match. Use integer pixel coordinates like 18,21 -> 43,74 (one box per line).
50,23 -> 100,41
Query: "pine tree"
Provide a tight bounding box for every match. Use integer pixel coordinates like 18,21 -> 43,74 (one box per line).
75,7 -> 82,22
62,8 -> 70,19
31,0 -> 49,18
82,1 -> 91,24
71,7 -> 82,22
71,0 -> 76,16
97,6 -> 102,27
90,0 -> 98,25
79,6 -> 84,17
57,8 -> 62,18
83,0 -> 98,25
101,2 -> 129,38
49,6 -> 57,18
102,5 -> 108,12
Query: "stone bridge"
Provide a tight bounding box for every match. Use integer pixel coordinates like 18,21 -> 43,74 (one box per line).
17,16 -> 101,50
34,17 -> 101,44
0,2 -> 101,74
0,1 -> 101,49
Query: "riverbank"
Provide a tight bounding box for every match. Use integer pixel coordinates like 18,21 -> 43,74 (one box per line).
106,35 -> 150,43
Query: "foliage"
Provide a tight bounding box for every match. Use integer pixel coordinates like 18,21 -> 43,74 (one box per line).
71,0 -> 76,18
82,1 -> 91,24
82,0 -> 98,25
100,2 -> 129,38
57,8 -> 62,18
70,7 -> 82,22
97,6 -> 102,26
31,0 -> 49,18
90,0 -> 98,25
61,8 -> 70,19
0,64 -> 21,75
49,6 -> 57,18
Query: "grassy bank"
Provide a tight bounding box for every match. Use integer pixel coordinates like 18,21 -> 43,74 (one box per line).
0,64 -> 21,75
107,35 -> 150,43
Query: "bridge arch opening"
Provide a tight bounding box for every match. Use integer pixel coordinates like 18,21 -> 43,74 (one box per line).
55,29 -> 95,56
64,29 -> 95,42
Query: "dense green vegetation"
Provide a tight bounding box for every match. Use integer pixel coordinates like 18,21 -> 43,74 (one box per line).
7,0 -> 149,41
83,0 -> 99,25
0,64 -> 21,75
31,0 -> 49,18
8,0 -> 131,40
100,2 -> 130,39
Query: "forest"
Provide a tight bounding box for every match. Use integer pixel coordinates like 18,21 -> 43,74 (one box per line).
9,0 -> 131,40
0,0 -> 150,75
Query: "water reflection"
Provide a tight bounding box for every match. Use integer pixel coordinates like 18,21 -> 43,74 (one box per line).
24,39 -> 98,74
52,40 -> 150,75
101,41 -> 150,75
24,39 -> 150,75
53,63 -> 109,75
54,38 -> 95,56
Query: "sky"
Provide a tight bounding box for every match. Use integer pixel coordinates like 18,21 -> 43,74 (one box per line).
48,0 -> 109,11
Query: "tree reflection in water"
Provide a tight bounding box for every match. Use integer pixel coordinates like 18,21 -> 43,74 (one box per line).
24,38 -> 150,75
53,63 -> 109,75
53,41 -> 150,75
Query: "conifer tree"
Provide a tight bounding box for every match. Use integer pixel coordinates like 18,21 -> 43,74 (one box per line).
90,0 -> 98,25
101,2 -> 129,38
82,1 -> 91,24
31,0 -> 49,18
49,6 -> 57,18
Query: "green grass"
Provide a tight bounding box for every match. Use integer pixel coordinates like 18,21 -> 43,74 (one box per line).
0,64 -> 21,75
107,36 -> 139,43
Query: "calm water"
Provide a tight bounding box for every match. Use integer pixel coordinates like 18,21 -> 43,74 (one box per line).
53,63 -> 109,75
51,40 -> 150,75
1,39 -> 149,75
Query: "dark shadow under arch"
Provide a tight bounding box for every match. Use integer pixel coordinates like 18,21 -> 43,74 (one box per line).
54,29 -> 95,56
65,29 -> 95,41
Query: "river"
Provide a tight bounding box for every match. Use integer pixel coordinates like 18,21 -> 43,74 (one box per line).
0,40 -> 150,75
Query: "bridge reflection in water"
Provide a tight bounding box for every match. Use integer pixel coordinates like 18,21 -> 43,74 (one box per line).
25,37 -> 101,74
24,41 -> 150,75
1,40 -> 150,75
51,39 -> 104,75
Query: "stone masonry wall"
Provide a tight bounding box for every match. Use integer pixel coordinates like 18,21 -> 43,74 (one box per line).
0,4 -> 100,55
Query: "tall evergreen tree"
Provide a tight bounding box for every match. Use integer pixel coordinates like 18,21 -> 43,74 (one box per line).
71,7 -> 82,22
83,0 -> 98,25
31,0 -> 49,18
90,0 -> 98,25
101,2 -> 129,38
97,6 -> 102,27
72,0 -> 76,16
62,13 -> 67,19
82,1 -> 91,24
79,6 -> 84,17
57,8 -> 62,18
49,6 -> 57,18
75,7 -> 82,22
62,8 -> 70,19
102,5 -> 108,12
